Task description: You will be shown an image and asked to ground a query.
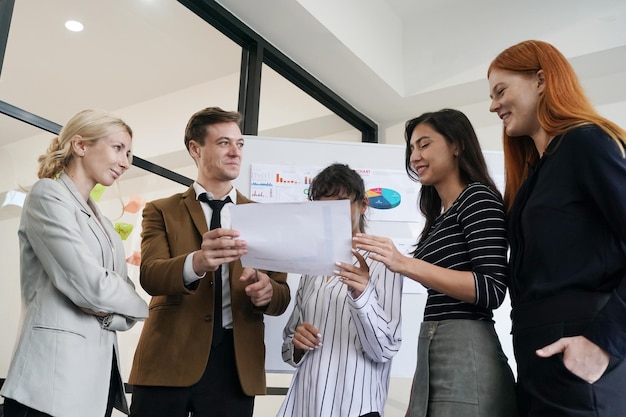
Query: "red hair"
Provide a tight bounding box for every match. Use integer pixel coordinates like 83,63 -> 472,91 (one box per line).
488,40 -> 626,212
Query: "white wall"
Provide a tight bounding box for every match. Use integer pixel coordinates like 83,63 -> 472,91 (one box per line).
0,217 -> 21,378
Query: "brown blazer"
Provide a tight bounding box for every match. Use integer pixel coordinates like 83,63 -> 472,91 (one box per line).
128,187 -> 290,395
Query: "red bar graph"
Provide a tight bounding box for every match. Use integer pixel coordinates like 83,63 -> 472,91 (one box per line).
275,173 -> 297,184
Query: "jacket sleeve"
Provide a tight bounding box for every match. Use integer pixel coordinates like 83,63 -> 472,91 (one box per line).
262,270 -> 290,316
139,199 -> 194,296
22,180 -> 148,320
579,130 -> 626,359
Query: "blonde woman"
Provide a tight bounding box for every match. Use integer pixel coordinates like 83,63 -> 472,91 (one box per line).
1,109 -> 149,417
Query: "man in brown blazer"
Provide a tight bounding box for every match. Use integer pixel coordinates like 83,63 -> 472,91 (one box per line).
128,107 -> 290,417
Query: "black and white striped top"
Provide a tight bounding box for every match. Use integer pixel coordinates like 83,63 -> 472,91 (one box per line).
414,183 -> 508,322
278,250 -> 403,417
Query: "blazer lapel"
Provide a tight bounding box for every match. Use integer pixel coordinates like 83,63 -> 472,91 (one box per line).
57,173 -> 116,269
183,186 -> 209,236
58,173 -> 92,215
235,189 -> 252,205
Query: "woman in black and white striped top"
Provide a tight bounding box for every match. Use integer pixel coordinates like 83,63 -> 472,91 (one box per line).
355,109 -> 517,417
278,164 -> 403,417
416,182 -> 507,323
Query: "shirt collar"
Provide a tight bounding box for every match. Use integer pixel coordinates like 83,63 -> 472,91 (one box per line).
193,182 -> 237,202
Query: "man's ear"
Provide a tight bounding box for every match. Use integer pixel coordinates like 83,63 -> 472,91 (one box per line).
188,140 -> 201,159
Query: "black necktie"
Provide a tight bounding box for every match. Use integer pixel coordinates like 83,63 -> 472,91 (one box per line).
198,193 -> 232,346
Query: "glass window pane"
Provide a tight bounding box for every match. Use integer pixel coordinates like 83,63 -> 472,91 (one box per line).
0,0 -> 242,172
259,64 -> 362,142
0,113 -> 51,196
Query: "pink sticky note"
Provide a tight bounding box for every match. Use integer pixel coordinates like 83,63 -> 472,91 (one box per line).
125,250 -> 141,266
124,195 -> 146,214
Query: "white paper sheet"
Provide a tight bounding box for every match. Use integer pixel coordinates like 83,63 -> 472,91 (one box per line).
230,199 -> 353,276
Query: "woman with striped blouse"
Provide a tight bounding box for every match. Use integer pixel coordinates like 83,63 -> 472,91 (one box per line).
354,109 -> 517,416
278,163 -> 404,417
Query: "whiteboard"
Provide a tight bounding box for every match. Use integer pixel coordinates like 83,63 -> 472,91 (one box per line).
226,136 -> 510,377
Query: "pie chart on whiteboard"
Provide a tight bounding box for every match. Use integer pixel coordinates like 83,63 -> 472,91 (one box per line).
366,187 -> 401,209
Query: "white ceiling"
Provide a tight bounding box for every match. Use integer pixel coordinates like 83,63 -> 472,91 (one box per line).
216,0 -> 626,129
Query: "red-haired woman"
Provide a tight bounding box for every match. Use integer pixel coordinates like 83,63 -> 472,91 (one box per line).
488,40 -> 626,416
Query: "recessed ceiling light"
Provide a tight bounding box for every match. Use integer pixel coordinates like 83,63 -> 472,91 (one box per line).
65,20 -> 84,32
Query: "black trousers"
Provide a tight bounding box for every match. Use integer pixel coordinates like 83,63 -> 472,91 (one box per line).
130,329 -> 254,417
3,399 -> 54,417
3,398 -> 114,417
514,321 -> 626,417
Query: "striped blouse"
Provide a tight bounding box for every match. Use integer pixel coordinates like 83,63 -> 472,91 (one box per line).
278,249 -> 403,417
414,183 -> 508,322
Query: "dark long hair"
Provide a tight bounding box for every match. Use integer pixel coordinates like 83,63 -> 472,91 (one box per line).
404,109 -> 501,244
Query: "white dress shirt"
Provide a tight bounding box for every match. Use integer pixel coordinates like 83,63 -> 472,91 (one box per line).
182,182 -> 238,329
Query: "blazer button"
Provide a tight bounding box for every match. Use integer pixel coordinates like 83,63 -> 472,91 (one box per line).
204,315 -> 212,323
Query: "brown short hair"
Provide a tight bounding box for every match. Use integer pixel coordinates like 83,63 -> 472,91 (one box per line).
184,107 -> 242,151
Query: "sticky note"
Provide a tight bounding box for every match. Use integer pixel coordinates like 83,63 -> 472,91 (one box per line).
124,195 -> 146,214
126,250 -> 141,266
114,222 -> 134,240
90,184 -> 106,201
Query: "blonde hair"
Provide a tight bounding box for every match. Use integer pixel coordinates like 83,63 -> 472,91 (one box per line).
37,109 -> 133,179
488,40 -> 626,212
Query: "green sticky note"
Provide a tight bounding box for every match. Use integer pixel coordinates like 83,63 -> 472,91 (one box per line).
90,184 -> 106,201
114,222 -> 134,240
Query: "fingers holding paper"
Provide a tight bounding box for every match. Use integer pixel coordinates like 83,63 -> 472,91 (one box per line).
335,249 -> 370,298
240,267 -> 273,307
353,233 -> 405,273
193,228 -> 247,275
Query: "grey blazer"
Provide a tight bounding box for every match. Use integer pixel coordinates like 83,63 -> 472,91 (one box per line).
1,174 -> 148,417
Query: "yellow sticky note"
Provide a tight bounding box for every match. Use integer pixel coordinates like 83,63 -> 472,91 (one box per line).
114,222 -> 134,240
90,184 -> 106,202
